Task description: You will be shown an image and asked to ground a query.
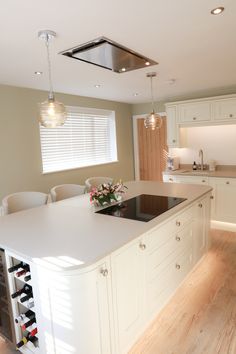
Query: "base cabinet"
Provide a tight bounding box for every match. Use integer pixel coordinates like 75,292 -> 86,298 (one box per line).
3,196 -> 210,354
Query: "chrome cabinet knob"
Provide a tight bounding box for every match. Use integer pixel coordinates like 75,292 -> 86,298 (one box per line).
169,178 -> 173,182
193,117 -> 197,120
226,181 -> 230,184
198,203 -> 203,208
139,243 -> 146,250
175,236 -> 181,242
100,269 -> 108,277
229,114 -> 233,118
176,221 -> 181,227
172,139 -> 176,143
202,180 -> 206,183
176,264 -> 181,269
210,195 -> 214,199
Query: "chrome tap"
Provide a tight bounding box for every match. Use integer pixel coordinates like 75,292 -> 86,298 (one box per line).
199,149 -> 204,170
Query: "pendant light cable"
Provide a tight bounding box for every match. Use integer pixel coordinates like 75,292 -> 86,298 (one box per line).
45,35 -> 54,100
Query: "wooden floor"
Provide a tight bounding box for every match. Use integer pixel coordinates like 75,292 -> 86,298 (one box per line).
129,229 -> 236,354
1,229 -> 236,354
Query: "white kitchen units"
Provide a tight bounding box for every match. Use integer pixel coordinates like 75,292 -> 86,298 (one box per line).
163,172 -> 236,225
0,181 -> 211,354
165,94 -> 236,148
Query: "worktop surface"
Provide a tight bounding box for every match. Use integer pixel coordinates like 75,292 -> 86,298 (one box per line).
0,181 -> 211,272
163,169 -> 236,178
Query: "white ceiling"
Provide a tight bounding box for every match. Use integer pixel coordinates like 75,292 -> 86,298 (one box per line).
0,0 -> 235,104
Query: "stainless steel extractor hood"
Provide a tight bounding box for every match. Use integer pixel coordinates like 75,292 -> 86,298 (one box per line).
60,37 -> 158,73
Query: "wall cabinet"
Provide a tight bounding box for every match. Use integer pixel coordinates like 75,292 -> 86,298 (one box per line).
166,106 -> 179,147
165,94 -> 236,147
179,102 -> 211,123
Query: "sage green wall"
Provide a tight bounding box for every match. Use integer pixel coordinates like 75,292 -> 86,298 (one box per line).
0,85 -> 134,201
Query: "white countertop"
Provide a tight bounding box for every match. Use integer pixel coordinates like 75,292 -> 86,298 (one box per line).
163,169 -> 236,178
0,181 -> 212,272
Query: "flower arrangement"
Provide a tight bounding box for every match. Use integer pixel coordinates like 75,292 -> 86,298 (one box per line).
90,181 -> 127,207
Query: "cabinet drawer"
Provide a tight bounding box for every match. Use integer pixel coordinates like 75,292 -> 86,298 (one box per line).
179,102 -> 211,123
147,246 -> 193,315
147,221 -> 193,282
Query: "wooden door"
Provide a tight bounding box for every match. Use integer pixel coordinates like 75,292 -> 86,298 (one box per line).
137,117 -> 168,181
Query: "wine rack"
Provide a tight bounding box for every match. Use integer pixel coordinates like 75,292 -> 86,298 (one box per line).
5,254 -> 40,353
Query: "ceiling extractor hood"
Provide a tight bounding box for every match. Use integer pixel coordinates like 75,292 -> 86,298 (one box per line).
60,36 -> 158,73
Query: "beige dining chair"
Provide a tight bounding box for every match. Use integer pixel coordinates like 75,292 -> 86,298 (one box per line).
2,191 -> 48,215
50,184 -> 85,202
85,177 -> 114,192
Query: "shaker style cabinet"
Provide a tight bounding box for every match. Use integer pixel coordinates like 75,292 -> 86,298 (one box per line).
111,238 -> 145,354
178,101 -> 211,123
166,106 -> 179,147
213,97 -> 236,121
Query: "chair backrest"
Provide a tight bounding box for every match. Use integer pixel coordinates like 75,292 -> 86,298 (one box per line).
50,184 -> 85,202
85,177 -> 114,192
2,191 -> 48,215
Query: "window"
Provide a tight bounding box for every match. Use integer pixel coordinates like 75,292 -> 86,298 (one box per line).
39,106 -> 117,173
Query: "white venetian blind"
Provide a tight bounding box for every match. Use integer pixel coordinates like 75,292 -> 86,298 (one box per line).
40,106 -> 117,173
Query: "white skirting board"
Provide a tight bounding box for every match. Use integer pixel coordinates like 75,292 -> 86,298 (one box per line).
211,220 -> 236,232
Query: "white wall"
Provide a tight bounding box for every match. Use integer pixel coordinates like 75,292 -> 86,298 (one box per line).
170,125 -> 236,166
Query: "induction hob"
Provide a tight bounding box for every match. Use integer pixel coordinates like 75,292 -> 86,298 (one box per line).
96,194 -> 187,222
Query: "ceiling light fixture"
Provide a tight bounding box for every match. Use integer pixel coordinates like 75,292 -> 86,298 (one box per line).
94,84 -> 101,88
145,61 -> 150,66
144,72 -> 162,130
133,93 -> 139,97
35,71 -> 43,75
38,30 -> 67,128
211,7 -> 224,15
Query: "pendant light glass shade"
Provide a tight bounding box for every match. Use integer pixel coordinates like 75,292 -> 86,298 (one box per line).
38,30 -> 67,128
144,72 -> 162,130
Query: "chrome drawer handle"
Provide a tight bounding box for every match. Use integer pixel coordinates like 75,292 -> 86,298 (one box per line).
175,236 -> 181,242
139,243 -> 146,250
198,203 -> 203,208
176,264 -> 181,269
100,269 -> 108,277
176,221 -> 181,227
226,181 -> 230,185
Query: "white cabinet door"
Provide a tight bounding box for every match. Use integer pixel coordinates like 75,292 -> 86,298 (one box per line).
213,98 -> 236,121
111,238 -> 145,354
179,102 -> 211,123
194,197 -> 209,262
210,177 -> 236,223
34,260 -> 113,354
166,105 -> 179,147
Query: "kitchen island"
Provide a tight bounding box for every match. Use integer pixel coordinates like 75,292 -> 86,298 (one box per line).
0,181 -> 212,354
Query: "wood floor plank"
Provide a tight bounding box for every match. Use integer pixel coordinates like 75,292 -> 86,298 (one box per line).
129,229 -> 236,354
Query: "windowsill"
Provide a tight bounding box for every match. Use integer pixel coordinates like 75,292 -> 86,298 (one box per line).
41,160 -> 119,175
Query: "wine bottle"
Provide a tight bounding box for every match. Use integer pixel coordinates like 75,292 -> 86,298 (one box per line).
15,310 -> 34,324
11,285 -> 32,299
8,262 -> 25,273
21,317 -> 36,331
20,292 -> 33,303
15,265 -> 30,277
16,333 -> 38,349
24,273 -> 31,282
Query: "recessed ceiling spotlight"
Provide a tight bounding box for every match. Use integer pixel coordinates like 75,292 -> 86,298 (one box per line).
121,67 -> 126,72
35,71 -> 43,75
165,79 -> 176,85
211,7 -> 224,15
133,93 -> 139,97
145,61 -> 150,66
94,84 -> 101,88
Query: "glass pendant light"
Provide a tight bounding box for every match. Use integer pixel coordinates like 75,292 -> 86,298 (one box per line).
38,30 -> 67,128
144,72 -> 162,130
